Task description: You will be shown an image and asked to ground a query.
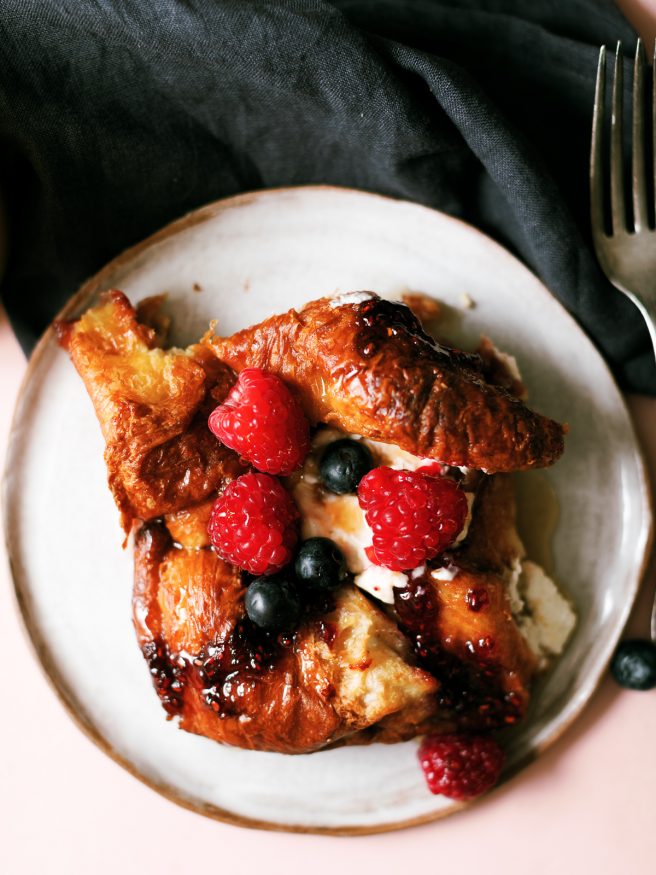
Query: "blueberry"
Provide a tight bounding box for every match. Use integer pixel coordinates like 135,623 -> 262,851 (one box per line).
295,537 -> 348,591
319,438 -> 374,494
610,639 -> 656,690
244,577 -> 301,632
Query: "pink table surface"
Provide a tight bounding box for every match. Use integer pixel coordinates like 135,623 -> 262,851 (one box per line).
2,4 -> 656,872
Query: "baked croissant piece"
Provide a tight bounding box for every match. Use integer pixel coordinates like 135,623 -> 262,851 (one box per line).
58,289 -> 571,755
56,291 -> 247,532
206,292 -> 565,473
133,515 -> 439,753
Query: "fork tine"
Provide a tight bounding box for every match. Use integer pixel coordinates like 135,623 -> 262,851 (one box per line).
632,39 -> 648,231
591,45 -> 606,235
610,42 -> 626,234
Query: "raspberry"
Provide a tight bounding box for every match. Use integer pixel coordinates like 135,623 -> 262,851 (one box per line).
208,473 -> 299,575
416,461 -> 447,477
357,467 -> 468,571
208,368 -> 310,476
418,734 -> 505,800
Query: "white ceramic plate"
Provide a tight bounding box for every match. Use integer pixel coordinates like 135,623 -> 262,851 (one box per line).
3,187 -> 652,834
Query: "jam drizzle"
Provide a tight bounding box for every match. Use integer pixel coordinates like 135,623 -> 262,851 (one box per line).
143,579 -> 338,720
394,575 -> 522,731
466,587 -> 490,612
142,638 -> 186,717
315,619 -> 338,648
194,619 -> 284,717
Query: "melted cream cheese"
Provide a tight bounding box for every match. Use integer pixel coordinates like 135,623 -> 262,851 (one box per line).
506,558 -> 576,667
329,291 -> 375,308
355,566 -> 409,603
454,493 -> 475,545
430,564 -> 459,582
484,338 -> 522,383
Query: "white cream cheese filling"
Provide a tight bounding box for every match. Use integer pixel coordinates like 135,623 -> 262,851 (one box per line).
506,559 -> 576,667
329,291 -> 375,308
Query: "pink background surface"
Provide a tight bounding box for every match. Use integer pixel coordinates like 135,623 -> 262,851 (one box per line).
2,4 -> 656,872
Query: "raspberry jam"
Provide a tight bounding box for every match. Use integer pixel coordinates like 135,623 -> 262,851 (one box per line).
194,620 -> 283,716
315,620 -> 337,647
466,587 -> 490,612
142,638 -> 185,717
171,590 -> 338,719
394,575 -> 522,731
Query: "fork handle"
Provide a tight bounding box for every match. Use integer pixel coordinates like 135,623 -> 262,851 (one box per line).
629,294 -> 656,363
628,294 -> 656,645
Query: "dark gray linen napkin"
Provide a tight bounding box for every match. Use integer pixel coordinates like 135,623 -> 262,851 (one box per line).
1,0 -> 653,394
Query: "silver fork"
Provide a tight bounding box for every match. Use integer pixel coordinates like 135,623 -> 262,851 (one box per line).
591,40 -> 656,356
590,40 -> 656,648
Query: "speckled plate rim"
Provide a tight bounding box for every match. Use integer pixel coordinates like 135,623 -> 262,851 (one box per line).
2,185 -> 653,835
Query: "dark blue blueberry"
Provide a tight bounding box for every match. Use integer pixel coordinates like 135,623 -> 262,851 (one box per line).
319,438 -> 374,494
610,639 -> 656,690
295,537 -> 348,591
244,577 -> 301,632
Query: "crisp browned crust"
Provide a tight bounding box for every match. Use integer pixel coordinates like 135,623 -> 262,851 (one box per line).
56,291 -> 247,532
133,519 -> 438,753
130,471 -> 536,751
207,294 -> 565,473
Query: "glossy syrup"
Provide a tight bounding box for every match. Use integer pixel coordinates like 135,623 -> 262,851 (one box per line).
315,619 -> 337,647
142,638 -> 186,717
353,297 -> 480,370
194,590 -> 336,717
195,620 -> 284,716
465,587 -> 490,612
394,576 -> 522,731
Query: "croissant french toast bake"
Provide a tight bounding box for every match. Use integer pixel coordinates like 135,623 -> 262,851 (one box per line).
57,288 -> 575,799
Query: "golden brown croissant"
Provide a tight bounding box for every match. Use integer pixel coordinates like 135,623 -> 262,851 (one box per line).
133,515 -> 438,753
56,291 -> 247,532
206,293 -> 565,473
131,473 -> 534,751
58,290 -> 564,754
